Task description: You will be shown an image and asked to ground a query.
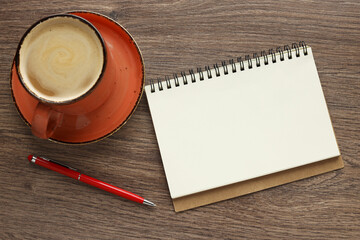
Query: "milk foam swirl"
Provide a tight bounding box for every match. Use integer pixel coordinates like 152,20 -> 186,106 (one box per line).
19,16 -> 104,102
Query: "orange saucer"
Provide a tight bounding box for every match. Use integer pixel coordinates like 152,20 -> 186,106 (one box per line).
10,11 -> 144,144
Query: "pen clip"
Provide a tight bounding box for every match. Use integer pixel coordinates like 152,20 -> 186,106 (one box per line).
41,157 -> 78,171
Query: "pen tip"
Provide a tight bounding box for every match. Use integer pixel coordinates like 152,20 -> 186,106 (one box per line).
143,199 -> 156,207
27,155 -> 33,161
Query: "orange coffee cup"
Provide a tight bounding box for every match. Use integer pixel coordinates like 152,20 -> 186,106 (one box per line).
14,14 -> 118,139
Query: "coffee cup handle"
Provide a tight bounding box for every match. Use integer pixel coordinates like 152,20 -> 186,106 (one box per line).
31,103 -> 63,139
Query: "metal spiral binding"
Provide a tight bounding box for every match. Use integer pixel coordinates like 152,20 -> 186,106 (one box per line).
276,47 -> 284,61
189,69 -> 196,83
261,51 -> 268,65
205,65 -> 212,79
150,41 -> 308,93
157,78 -> 163,91
222,61 -> 228,75
173,73 -> 180,87
165,76 -> 171,89
229,59 -> 236,73
245,55 -> 252,69
237,57 -> 245,71
269,49 -> 276,63
253,53 -> 260,67
197,67 -> 204,81
292,43 -> 300,57
181,71 -> 188,85
214,63 -> 220,77
284,45 -> 292,59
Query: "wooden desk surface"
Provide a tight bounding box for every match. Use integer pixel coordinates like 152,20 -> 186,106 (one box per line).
0,0 -> 359,239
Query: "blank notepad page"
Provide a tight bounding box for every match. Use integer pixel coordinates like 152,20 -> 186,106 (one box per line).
145,47 -> 340,199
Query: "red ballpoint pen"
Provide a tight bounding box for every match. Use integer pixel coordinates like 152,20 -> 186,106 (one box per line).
27,155 -> 156,207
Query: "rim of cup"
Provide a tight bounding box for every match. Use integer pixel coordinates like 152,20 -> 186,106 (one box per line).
14,13 -> 107,105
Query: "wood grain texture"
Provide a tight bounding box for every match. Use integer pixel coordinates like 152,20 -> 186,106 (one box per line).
0,0 -> 359,239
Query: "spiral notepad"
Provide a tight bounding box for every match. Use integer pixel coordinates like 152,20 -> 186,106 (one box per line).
145,42 -> 343,211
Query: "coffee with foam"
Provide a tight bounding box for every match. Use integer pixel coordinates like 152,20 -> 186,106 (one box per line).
18,16 -> 104,102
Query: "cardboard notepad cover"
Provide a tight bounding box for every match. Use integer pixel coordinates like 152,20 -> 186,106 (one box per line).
173,156 -> 343,212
